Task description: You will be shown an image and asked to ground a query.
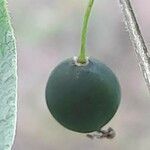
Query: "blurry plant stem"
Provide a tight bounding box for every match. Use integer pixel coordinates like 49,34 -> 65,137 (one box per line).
119,0 -> 150,93
77,0 -> 94,64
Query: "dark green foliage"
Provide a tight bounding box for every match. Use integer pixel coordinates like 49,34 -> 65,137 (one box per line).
46,58 -> 121,133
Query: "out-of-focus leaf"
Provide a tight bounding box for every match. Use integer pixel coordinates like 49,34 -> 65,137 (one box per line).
0,0 -> 17,150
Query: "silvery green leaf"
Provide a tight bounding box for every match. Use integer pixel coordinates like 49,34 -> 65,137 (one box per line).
0,0 -> 17,150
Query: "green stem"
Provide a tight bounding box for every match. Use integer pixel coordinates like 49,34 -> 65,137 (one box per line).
77,0 -> 95,64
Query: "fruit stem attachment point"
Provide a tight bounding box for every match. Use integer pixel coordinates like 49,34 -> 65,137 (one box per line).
77,0 -> 94,64
74,56 -> 89,66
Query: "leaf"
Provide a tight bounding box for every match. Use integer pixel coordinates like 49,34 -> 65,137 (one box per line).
0,0 -> 17,150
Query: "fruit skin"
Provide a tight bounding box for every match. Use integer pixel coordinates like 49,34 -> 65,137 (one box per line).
46,58 -> 121,133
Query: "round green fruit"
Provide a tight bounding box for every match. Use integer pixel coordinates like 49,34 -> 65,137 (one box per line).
46,57 -> 121,133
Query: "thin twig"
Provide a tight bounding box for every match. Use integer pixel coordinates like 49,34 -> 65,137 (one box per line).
119,0 -> 150,93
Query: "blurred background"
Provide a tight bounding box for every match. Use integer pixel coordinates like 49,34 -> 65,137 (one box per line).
8,0 -> 150,149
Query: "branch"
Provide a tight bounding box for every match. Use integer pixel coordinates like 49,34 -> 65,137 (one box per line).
119,0 -> 150,93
